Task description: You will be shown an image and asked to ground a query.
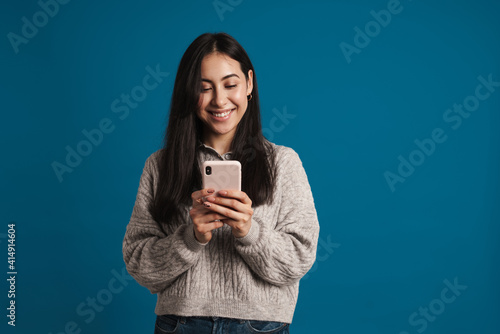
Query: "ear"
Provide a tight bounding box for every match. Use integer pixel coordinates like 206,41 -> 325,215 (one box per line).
246,69 -> 254,95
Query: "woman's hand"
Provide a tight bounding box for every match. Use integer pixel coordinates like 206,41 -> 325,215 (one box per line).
204,190 -> 254,238
190,188 -> 228,243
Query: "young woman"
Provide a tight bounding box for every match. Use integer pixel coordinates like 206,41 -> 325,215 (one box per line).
122,32 -> 320,334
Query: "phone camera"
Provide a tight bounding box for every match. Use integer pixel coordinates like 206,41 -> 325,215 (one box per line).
205,166 -> 212,175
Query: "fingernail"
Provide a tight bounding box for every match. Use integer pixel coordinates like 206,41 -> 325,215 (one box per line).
204,202 -> 211,207
219,191 -> 227,195
207,189 -> 214,193
207,196 -> 215,202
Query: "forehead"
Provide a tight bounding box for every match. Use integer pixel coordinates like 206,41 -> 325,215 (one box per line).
200,53 -> 243,79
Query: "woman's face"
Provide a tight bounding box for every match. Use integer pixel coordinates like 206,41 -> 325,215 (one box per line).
197,52 -> 253,141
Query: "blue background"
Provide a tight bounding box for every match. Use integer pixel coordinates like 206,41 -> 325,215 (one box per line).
1,0 -> 499,333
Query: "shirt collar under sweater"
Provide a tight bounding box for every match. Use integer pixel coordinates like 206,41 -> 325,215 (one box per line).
197,140 -> 234,160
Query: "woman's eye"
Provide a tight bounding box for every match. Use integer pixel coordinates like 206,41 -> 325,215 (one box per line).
201,87 -> 212,92
226,84 -> 237,89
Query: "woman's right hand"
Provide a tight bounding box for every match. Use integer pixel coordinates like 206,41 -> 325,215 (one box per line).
190,188 -> 227,243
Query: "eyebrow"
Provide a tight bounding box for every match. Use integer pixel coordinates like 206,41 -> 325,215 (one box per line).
201,73 -> 240,83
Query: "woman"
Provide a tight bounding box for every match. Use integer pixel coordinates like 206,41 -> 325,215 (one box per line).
122,32 -> 320,334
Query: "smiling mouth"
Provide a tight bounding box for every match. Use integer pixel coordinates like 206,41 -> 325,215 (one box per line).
208,108 -> 235,118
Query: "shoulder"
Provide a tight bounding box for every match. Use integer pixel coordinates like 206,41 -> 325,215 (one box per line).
265,140 -> 301,167
267,140 -> 300,163
141,148 -> 164,177
265,141 -> 312,195
146,148 -> 163,163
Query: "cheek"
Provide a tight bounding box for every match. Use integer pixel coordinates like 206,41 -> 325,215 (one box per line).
198,95 -> 208,110
235,94 -> 248,113
232,87 -> 247,105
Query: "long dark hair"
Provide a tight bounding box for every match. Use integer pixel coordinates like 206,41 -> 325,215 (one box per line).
150,32 -> 277,224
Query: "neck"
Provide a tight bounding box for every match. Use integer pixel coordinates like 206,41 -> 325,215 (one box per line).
202,130 -> 234,155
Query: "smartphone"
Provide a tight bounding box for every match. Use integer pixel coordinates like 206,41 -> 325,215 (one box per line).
201,160 -> 241,196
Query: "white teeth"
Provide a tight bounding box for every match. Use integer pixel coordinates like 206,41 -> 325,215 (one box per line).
211,109 -> 233,117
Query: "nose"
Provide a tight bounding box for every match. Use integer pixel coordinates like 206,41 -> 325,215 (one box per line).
212,88 -> 228,107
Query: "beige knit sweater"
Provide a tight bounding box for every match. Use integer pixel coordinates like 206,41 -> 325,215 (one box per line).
122,141 -> 320,323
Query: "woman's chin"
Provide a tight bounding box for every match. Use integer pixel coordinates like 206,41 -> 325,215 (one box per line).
210,126 -> 233,136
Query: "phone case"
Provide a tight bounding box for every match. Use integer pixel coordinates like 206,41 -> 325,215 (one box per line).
201,160 -> 241,195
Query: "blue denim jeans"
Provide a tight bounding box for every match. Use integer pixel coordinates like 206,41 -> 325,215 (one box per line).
154,314 -> 290,334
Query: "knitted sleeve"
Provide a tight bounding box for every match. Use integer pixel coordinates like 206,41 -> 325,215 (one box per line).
234,146 -> 320,286
122,152 -> 206,294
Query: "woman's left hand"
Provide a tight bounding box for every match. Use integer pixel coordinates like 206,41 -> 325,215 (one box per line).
203,190 -> 253,238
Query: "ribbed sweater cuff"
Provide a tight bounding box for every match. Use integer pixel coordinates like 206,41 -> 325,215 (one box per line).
183,224 -> 208,251
234,217 -> 260,246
